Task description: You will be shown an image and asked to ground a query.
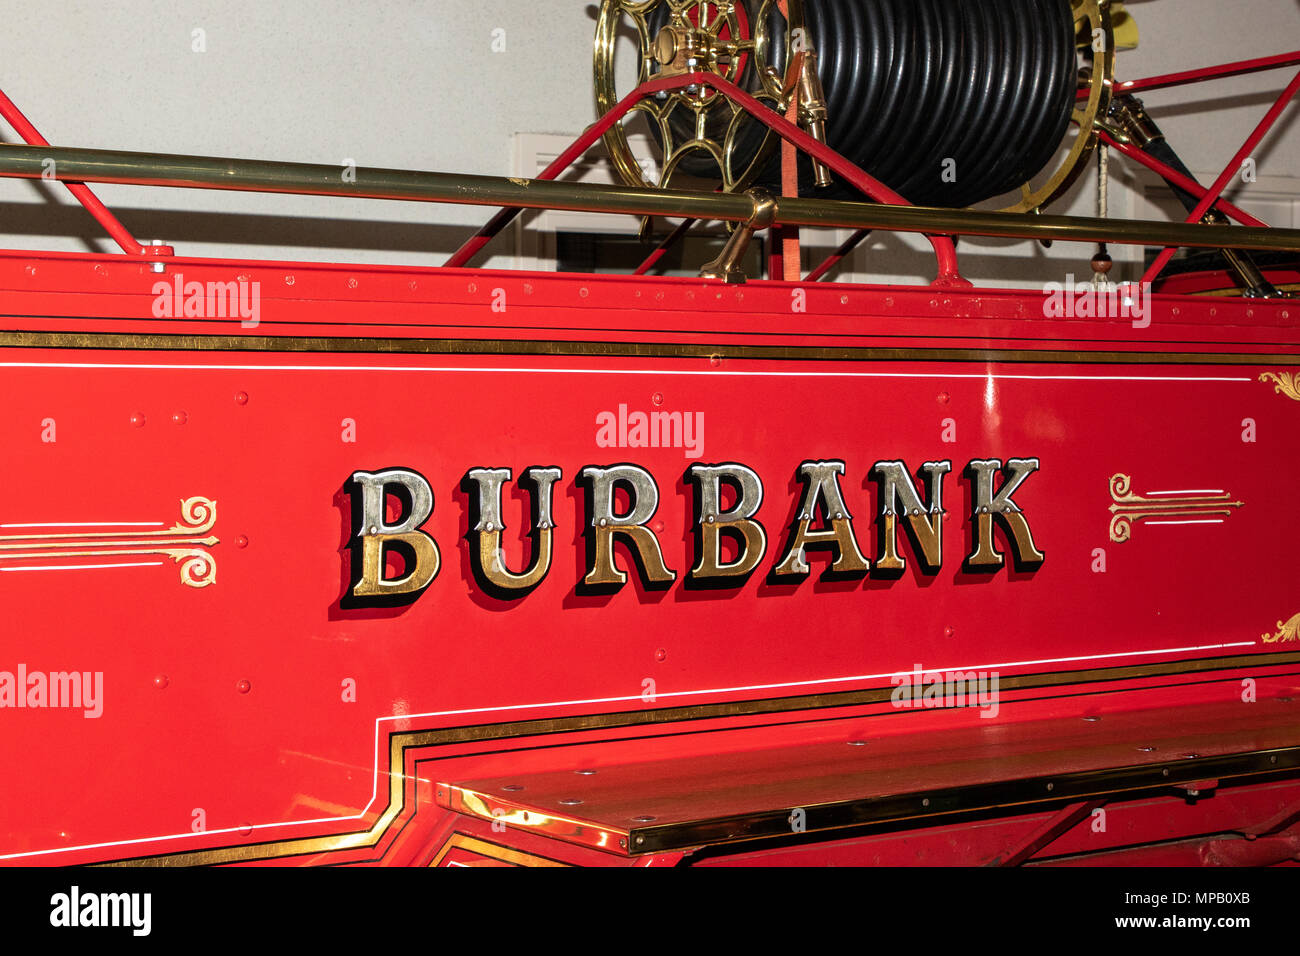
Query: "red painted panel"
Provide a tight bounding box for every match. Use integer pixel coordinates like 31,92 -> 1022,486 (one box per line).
0,258 -> 1297,864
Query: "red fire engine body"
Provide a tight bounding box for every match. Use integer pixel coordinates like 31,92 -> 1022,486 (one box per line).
1,5 -> 1300,867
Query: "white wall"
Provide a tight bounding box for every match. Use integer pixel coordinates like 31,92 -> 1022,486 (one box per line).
0,0 -> 1295,286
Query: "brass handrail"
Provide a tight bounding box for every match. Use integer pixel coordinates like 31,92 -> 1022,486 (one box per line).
3,142 -> 1300,255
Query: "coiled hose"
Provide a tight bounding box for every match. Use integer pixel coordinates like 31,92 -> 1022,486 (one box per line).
650,0 -> 1079,207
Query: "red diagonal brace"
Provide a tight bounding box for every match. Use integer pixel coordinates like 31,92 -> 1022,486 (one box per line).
0,87 -> 148,256
1142,67 -> 1300,288
445,72 -> 967,288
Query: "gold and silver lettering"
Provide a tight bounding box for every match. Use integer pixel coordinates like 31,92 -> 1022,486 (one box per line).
580,465 -> 676,591
872,460 -> 951,575
687,463 -> 767,586
772,461 -> 870,578
464,466 -> 561,598
348,468 -> 440,603
965,458 -> 1046,571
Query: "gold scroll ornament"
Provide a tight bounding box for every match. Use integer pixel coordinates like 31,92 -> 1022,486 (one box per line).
1260,372 -> 1300,402
0,497 -> 219,588
1108,475 -> 1242,544
1262,613 -> 1300,645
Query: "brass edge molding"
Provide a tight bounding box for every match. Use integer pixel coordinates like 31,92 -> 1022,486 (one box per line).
1260,371 -> 1300,401
625,746 -> 1300,855
1262,613 -> 1300,644
1108,474 -> 1243,544
94,649 -> 1300,867
427,833 -> 567,867
1,329 -> 1299,366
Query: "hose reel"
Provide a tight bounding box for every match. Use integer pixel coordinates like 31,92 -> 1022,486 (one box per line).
594,0 -> 1114,214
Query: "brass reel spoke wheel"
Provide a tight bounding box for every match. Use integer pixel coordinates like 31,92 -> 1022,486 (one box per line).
594,0 -> 801,194
594,0 -> 1114,216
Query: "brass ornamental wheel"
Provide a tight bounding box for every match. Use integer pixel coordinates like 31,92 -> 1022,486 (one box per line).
594,0 -> 803,194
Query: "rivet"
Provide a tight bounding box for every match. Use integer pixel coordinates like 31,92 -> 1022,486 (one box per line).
1181,752 -> 1200,760
1270,755 -> 1278,764
619,838 -> 628,848
706,515 -> 715,524
236,535 -> 249,549
834,512 -> 844,520
655,648 -> 667,662
885,296 -> 895,308
347,278 -> 358,289
652,392 -> 664,407
1162,769 -> 1170,777
708,354 -> 721,367
369,526 -> 378,535
239,823 -> 253,836
93,264 -> 107,277
236,679 -> 251,694
24,265 -> 35,276
840,295 -> 849,305
636,836 -> 645,845
653,520 -> 664,533
1083,715 -> 1101,722
172,411 -> 188,425
1046,782 -> 1054,791
1137,746 -> 1156,752
154,675 -> 169,689
938,392 -> 950,405
408,281 -> 418,291
502,784 -> 524,792
574,769 -> 598,776
598,517 -> 608,527
485,522 -> 495,533
234,391 -> 249,405
944,626 -> 956,638
130,413 -> 146,427
579,287 -> 589,298
468,283 -> 477,293
922,798 -> 931,807
558,798 -> 584,806
847,740 -> 867,747
632,815 -> 657,823
284,275 -> 295,286
1246,309 -> 1254,319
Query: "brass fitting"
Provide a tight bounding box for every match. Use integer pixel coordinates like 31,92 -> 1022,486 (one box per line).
700,188 -> 778,283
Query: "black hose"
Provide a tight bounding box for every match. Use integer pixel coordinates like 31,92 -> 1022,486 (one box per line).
643,0 -> 1077,207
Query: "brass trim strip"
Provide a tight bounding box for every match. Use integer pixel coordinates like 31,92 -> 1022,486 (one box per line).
0,330 -> 1297,366
95,650 -> 1300,867
427,833 -> 567,868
